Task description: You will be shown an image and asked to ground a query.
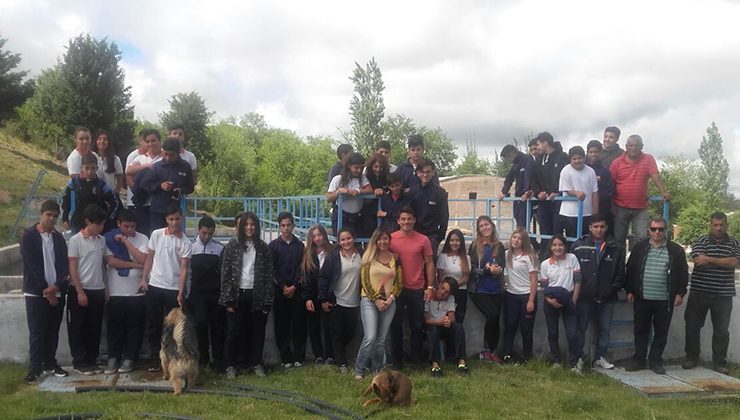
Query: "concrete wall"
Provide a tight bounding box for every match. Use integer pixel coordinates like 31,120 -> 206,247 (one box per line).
2,287 -> 738,366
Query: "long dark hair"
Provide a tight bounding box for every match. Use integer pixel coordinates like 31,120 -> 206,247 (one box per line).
237,211 -> 261,244
91,130 -> 116,174
472,215 -> 502,261
441,229 -> 470,276
364,153 -> 390,189
340,153 -> 366,187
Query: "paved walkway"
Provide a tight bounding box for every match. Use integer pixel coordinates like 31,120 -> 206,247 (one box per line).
596,365 -> 740,398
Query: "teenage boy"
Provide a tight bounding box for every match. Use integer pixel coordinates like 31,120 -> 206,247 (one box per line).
125,130 -> 149,208
425,277 -> 468,376
140,137 -> 195,232
378,171 -> 413,231
397,134 -> 439,190
269,212 -> 307,368
126,128 -> 163,237
499,144 -> 535,229
189,215 -> 225,371
67,126 -> 101,179
62,154 -> 118,234
22,200 -> 69,383
599,126 -> 623,170
168,124 -> 198,176
683,212 -> 740,374
327,144 -> 353,186
586,140 -> 614,236
410,158 -> 449,256
572,214 -> 625,371
609,135 -> 670,248
67,204 -> 109,375
140,204 -> 192,371
625,217 -> 688,374
103,209 -> 149,374
375,140 -> 397,172
389,207 -> 435,369
558,146 -> 599,240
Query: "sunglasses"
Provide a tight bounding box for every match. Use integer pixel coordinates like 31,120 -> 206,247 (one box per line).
649,227 -> 665,232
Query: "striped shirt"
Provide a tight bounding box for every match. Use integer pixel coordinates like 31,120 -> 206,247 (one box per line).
690,234 -> 740,297
642,242 -> 669,300
609,152 -> 658,209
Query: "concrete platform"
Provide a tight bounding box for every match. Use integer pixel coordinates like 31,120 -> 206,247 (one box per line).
37,367 -> 172,393
596,365 -> 740,398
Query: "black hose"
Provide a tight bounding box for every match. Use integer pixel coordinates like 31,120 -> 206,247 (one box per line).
34,414 -> 103,420
231,383 -> 364,420
137,413 -> 203,420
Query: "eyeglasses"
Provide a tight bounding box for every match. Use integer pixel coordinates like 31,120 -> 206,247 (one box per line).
649,227 -> 665,232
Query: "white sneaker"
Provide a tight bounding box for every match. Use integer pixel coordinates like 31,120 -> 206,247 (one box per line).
594,356 -> 615,370
570,358 -> 584,374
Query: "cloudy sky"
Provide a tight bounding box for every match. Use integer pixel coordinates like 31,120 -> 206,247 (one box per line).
2,0 -> 739,190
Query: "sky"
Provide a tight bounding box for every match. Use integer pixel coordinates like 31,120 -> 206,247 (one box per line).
1,0 -> 739,192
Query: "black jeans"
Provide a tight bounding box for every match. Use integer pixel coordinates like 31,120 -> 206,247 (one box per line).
633,298 -> 673,365
187,291 -> 226,368
273,290 -> 308,364
543,298 -> 578,365
454,289 -> 468,324
427,322 -> 466,363
503,292 -> 536,359
224,289 -> 269,368
684,292 -> 733,366
67,288 -> 106,368
107,296 -> 146,362
537,200 -> 562,259
328,305 -> 359,366
134,205 -> 151,238
26,295 -> 65,372
470,292 -> 503,353
391,288 -> 425,366
559,215 -> 591,241
306,299 -> 334,359
145,285 -> 179,362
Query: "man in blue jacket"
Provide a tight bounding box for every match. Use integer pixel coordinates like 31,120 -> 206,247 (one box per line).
500,144 -> 534,229
409,158 -> 448,258
21,200 -> 70,382
571,213 -> 625,373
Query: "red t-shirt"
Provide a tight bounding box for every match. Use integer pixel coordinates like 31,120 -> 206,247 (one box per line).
609,152 -> 658,209
390,230 -> 432,290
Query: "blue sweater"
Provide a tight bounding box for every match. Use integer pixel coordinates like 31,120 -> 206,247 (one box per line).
140,157 -> 195,213
269,234 -> 305,289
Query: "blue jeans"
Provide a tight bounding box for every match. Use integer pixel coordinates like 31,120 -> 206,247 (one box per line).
543,297 -> 578,366
356,297 -> 396,375
576,300 -> 615,361
613,206 -> 649,248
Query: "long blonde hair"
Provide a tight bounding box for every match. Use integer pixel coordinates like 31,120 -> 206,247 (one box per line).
472,215 -> 502,262
506,227 -> 538,267
362,228 -> 392,266
301,224 -> 333,277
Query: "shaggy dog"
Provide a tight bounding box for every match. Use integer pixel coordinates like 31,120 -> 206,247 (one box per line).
362,369 -> 413,407
160,307 -> 199,395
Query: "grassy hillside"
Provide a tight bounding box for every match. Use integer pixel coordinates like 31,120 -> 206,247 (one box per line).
0,129 -> 68,245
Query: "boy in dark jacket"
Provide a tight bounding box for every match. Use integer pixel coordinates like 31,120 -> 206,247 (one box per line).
571,214 -> 625,370
409,159 -> 449,256
378,171 -> 413,232
624,217 -> 688,374
500,144 -> 534,229
62,154 -> 118,234
21,200 -> 69,382
188,216 -> 225,370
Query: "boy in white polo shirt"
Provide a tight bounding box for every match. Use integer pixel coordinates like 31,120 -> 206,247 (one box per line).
104,209 -> 149,374
140,203 -> 192,372
67,204 -> 108,375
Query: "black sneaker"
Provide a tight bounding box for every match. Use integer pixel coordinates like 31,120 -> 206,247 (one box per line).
714,365 -> 730,375
457,364 -> 469,375
431,366 -> 443,377
45,365 -> 69,377
649,364 -> 666,375
25,370 -> 42,383
682,358 -> 699,370
625,359 -> 645,372
74,365 -> 96,376
147,359 -> 161,372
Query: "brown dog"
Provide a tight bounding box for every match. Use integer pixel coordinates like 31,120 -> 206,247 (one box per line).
160,307 -> 199,395
362,369 -> 413,407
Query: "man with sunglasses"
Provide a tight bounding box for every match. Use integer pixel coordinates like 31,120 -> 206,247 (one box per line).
624,217 -> 688,374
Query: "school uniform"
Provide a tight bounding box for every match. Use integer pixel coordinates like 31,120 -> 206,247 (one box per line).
188,236 -> 225,369
269,234 -> 307,365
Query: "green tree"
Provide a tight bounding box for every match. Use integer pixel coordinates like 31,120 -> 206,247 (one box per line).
649,155 -> 706,220
698,122 -> 729,208
380,114 -> 458,176
346,58 -> 385,157
0,36 -> 34,123
676,201 -> 714,245
17,34 -> 135,155
455,140 -> 494,175
159,91 -> 214,163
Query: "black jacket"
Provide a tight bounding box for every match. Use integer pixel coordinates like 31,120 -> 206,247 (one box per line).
21,224 -> 69,296
410,182 -> 449,244
317,247 -> 363,304
268,234 -> 305,289
61,177 -> 118,230
300,253 -> 321,303
572,235 -> 625,302
502,152 -> 534,197
625,239 -> 688,300
219,238 -> 276,310
531,142 -> 569,196
190,238 -> 224,294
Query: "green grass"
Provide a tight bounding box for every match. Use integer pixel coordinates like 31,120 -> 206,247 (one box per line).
0,129 -> 68,244
1,360 -> 738,419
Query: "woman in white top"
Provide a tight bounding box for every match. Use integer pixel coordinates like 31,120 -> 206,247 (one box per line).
502,227 -> 539,363
66,126 -> 98,178
300,224 -> 335,365
437,229 -> 471,323
539,234 -> 581,369
326,152 -> 372,236
91,131 -> 123,193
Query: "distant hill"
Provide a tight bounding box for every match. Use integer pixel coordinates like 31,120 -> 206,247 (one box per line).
0,129 -> 68,244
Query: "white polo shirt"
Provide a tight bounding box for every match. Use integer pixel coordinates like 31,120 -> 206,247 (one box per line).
539,254 -> 580,292
181,149 -> 197,170
505,251 -> 538,295
327,174 -> 370,214
68,232 -> 107,290
558,164 -> 598,217
147,228 -> 192,291
67,149 -> 104,178
106,232 -> 149,296
125,149 -> 143,205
